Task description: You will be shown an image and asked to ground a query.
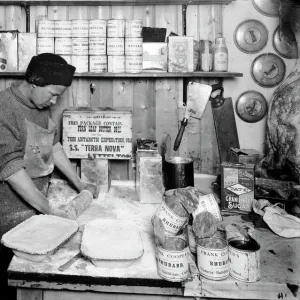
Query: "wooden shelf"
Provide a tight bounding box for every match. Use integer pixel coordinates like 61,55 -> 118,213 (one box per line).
0,71 -> 243,78
0,0 -> 235,6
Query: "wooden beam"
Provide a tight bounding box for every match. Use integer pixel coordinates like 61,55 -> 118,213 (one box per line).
0,0 -> 235,6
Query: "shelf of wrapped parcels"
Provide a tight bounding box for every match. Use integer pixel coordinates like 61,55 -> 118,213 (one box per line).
0,0 -> 235,6
0,71 -> 243,78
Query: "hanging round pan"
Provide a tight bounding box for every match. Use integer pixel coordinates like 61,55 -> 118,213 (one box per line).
234,19 -> 268,54
251,53 -> 286,88
235,91 -> 268,123
251,0 -> 280,17
273,24 -> 298,59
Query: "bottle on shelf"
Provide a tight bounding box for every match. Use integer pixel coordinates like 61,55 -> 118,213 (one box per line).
213,37 -> 228,72
0,40 -> 7,72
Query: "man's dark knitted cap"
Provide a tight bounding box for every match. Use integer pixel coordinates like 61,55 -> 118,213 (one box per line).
25,53 -> 76,87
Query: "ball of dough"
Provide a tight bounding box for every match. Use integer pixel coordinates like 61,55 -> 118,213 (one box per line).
164,195 -> 189,218
192,211 -> 217,239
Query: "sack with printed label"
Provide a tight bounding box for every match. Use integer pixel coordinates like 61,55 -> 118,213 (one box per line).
253,199 -> 300,238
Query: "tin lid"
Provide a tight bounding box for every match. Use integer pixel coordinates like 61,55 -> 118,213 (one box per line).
234,19 -> 268,54
251,53 -> 286,88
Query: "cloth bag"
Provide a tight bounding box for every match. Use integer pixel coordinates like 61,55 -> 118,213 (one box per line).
253,199 -> 300,238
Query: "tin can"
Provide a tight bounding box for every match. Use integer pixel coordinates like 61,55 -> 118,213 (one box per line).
55,38 -> 72,55
228,237 -> 261,282
89,19 -> 106,37
156,236 -> 189,282
107,55 -> 125,73
59,55 -> 71,64
89,55 -> 107,73
0,52 -> 7,72
221,162 -> 255,213
89,37 -> 106,55
125,19 -> 143,37
107,38 -> 124,56
54,20 -> 72,38
37,38 -> 54,54
187,223 -> 197,254
125,37 -> 143,56
193,40 -> 200,71
197,237 -> 229,280
72,38 -> 88,55
71,55 -> 88,73
164,156 -> 194,190
37,20 -> 55,38
199,40 -> 213,72
192,193 -> 222,221
107,19 -> 125,37
125,55 -> 143,73
71,19 -> 89,38
153,202 -> 189,236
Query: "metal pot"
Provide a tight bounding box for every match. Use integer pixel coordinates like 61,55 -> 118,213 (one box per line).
163,156 -> 194,190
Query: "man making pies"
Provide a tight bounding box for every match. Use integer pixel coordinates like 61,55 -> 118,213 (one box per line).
0,53 -> 97,298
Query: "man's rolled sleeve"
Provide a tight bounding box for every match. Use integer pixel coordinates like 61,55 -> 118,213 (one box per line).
1,159 -> 25,181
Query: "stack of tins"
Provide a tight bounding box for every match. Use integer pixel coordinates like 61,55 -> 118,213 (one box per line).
54,21 -> 72,64
71,20 -> 89,72
37,20 -> 55,55
89,20 -> 107,72
125,20 -> 143,73
107,19 -> 126,73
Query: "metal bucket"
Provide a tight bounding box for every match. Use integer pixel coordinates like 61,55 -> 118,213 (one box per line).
156,236 -> 189,282
163,156 -> 194,190
228,237 -> 261,282
197,237 -> 229,280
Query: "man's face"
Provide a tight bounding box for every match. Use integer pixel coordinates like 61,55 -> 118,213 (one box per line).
30,84 -> 67,109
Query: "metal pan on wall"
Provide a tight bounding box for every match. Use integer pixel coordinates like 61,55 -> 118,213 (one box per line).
251,53 -> 286,88
234,19 -> 268,54
273,25 -> 298,59
235,91 -> 268,123
251,0 -> 280,17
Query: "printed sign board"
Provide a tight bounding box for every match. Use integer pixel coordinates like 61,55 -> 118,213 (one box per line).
62,108 -> 132,159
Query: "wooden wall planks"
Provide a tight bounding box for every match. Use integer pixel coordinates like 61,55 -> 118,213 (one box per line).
0,3 -> 224,179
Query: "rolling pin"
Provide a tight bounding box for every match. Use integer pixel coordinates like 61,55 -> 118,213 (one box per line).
64,189 -> 93,220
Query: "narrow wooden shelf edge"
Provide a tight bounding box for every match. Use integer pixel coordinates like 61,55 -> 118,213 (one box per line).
0,71 -> 243,78
0,0 -> 235,6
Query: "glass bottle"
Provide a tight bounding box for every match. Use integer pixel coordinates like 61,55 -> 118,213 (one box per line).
0,38 -> 7,72
213,37 -> 228,72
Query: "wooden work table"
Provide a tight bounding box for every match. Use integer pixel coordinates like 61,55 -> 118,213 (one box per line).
7,179 -> 300,300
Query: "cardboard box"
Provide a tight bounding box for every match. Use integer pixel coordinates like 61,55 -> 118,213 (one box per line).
18,33 -> 37,71
136,151 -> 164,204
142,42 -> 167,72
168,36 -> 194,72
221,162 -> 255,213
229,148 -> 263,164
0,30 -> 18,71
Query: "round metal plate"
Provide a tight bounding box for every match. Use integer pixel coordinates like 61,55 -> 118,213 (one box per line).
236,91 -> 268,123
251,53 -> 286,88
252,0 -> 280,17
234,19 -> 268,54
273,25 -> 298,59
